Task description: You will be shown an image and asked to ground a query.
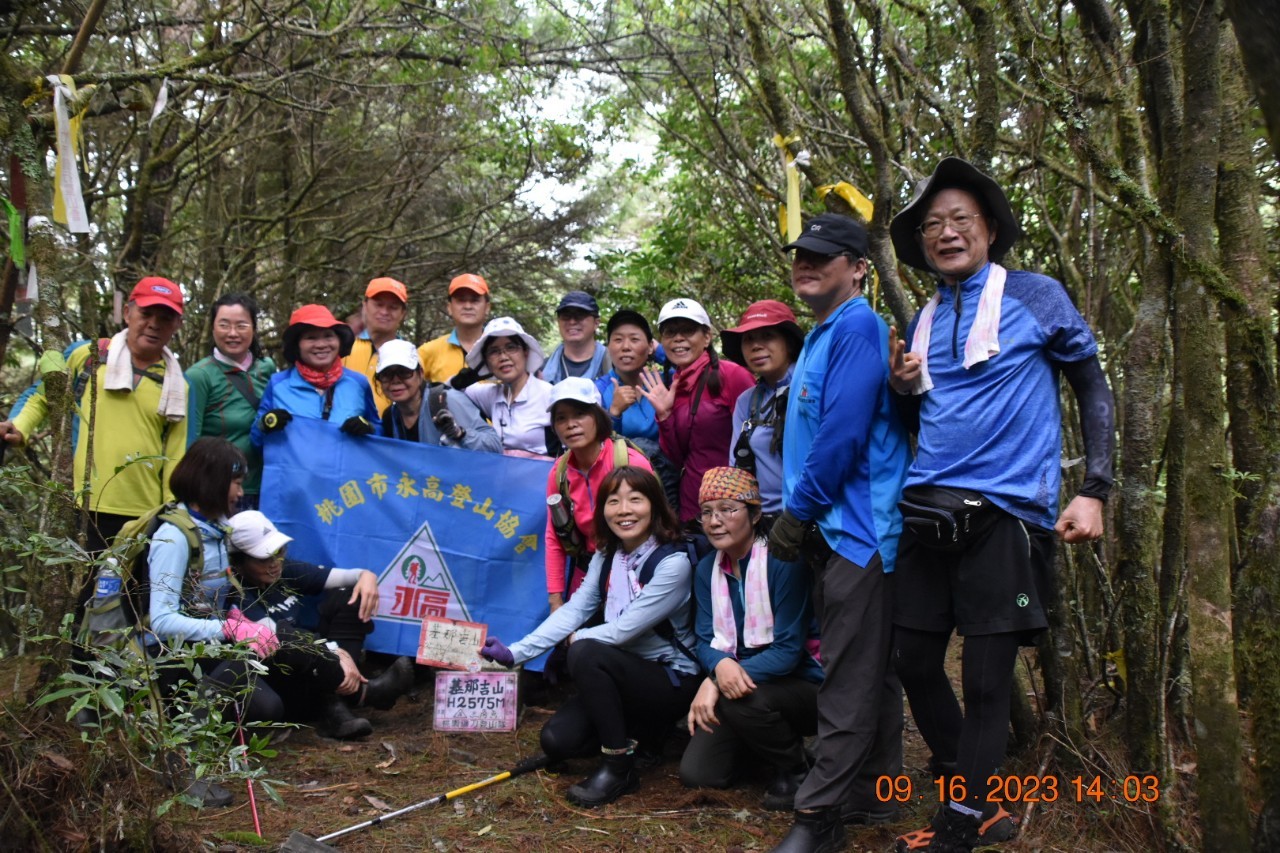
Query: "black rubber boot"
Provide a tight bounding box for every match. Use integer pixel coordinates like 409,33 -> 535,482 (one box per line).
320,696 -> 372,740
566,748 -> 639,808
924,806 -> 982,852
769,807 -> 845,853
160,752 -> 233,808
762,764 -> 809,812
357,656 -> 414,710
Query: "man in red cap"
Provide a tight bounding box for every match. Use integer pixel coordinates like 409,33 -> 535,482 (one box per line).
0,276 -> 188,552
418,273 -> 491,385
343,277 -> 409,412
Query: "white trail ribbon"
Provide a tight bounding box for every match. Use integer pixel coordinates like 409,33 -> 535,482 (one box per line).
46,75 -> 90,234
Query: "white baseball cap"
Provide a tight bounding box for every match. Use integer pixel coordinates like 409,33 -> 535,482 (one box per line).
547,376 -> 603,412
658,298 -> 711,328
376,339 -> 420,374
228,511 -> 294,559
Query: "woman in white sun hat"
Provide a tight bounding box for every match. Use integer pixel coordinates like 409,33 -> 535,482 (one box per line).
639,298 -> 754,526
463,317 -> 555,458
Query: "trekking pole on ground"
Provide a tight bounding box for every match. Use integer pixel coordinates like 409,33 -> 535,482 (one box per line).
280,754 -> 550,852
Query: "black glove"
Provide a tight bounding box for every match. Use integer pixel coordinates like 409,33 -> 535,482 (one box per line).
449,366 -> 482,391
768,510 -> 807,562
260,409 -> 293,433
340,416 -> 375,437
432,407 -> 465,441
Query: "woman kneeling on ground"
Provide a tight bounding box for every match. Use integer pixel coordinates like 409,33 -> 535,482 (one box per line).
680,467 -> 821,812
225,511 -> 414,740
481,466 -> 700,808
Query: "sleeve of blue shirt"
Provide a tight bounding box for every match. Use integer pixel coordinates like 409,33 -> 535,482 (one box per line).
444,387 -> 502,453
786,319 -> 883,522
249,373 -> 279,448
148,524 -> 224,642
693,551 -> 731,675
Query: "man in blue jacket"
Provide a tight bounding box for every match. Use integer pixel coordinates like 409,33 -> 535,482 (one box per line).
885,158 -> 1113,852
767,214 -> 912,853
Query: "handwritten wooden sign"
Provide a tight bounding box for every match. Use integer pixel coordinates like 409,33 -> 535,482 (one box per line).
433,671 -> 519,732
416,616 -> 486,670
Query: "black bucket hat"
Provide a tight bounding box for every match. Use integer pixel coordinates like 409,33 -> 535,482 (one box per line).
889,157 -> 1022,272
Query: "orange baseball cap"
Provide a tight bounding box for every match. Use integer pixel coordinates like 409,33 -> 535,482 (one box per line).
449,273 -> 490,297
366,277 -> 408,303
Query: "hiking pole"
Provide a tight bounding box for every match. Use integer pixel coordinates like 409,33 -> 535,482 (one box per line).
281,754 -> 550,852
233,701 -> 262,838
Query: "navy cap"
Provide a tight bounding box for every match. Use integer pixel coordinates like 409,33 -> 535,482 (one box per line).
782,214 -> 869,257
557,290 -> 600,316
606,309 -> 653,340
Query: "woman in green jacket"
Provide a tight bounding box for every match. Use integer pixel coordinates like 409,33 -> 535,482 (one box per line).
186,293 -> 276,509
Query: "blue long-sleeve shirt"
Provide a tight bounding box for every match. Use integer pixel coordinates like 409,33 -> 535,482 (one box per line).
782,296 -> 911,572
596,370 -> 660,441
693,548 -> 822,684
903,264 -> 1099,528
250,366 -> 380,447
147,507 -> 231,644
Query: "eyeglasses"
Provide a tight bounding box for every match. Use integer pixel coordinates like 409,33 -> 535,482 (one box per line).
215,321 -> 253,332
486,342 -> 524,359
918,213 -> 982,239
699,504 -> 746,524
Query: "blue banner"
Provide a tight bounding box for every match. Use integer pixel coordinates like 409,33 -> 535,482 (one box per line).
260,418 -> 553,669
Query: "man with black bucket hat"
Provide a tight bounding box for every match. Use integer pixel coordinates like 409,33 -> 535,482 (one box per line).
885,158 -> 1115,852
767,214 -> 912,853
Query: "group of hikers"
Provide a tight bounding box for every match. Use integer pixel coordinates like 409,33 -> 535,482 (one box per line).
0,157 -> 1113,853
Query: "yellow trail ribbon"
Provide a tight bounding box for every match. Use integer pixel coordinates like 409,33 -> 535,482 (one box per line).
817,181 -> 874,223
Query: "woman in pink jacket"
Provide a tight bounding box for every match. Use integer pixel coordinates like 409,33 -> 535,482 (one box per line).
544,377 -> 652,611
640,299 -> 754,526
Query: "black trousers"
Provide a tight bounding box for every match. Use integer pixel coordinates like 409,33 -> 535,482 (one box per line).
796,552 -> 904,812
679,675 -> 818,788
539,639 -> 700,758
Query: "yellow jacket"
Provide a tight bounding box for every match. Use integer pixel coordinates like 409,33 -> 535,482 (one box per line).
13,341 -> 188,516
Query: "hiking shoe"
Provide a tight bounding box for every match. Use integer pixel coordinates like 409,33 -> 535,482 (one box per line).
894,804 -> 1017,851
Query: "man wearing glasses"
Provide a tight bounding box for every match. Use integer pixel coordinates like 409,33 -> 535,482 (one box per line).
885,158 -> 1113,852
767,215 -> 912,853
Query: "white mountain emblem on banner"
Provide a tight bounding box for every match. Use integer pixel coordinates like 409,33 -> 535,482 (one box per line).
376,520 -> 471,623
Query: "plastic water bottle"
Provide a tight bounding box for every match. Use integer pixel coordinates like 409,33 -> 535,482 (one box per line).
94,558 -> 122,598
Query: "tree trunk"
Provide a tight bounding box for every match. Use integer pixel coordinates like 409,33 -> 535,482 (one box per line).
1216,33 -> 1280,853
1173,4 -> 1250,848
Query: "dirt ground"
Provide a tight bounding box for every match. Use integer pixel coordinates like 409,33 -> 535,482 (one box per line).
184,660 -> 1160,853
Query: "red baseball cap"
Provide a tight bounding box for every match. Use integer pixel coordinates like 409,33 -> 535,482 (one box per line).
720,300 -> 805,367
449,273 -> 490,297
366,277 -> 408,303
129,277 -> 184,315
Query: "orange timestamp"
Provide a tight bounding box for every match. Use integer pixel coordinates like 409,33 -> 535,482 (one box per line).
875,774 -> 1162,804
